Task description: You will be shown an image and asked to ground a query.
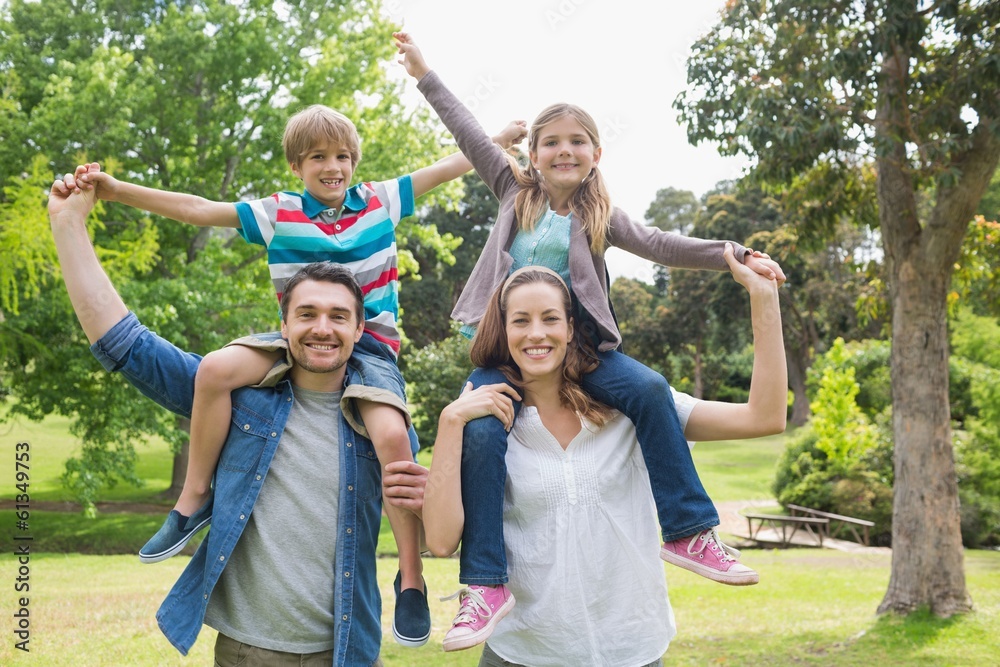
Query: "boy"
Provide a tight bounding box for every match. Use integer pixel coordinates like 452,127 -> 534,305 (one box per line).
75,105 -> 525,648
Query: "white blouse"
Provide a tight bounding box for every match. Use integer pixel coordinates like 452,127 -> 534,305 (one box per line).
487,389 -> 699,666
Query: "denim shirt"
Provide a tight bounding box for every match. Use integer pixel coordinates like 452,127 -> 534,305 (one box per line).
90,312 -> 383,666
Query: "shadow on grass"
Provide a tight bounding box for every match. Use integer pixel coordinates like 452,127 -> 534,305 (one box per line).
0,510 -> 205,556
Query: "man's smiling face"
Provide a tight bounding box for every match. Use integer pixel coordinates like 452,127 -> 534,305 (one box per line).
280,278 -> 364,391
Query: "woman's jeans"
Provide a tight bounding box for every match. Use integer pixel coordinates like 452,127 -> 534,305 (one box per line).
458,350 -> 719,584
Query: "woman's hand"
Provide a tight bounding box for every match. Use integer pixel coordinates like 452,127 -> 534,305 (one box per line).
441,382 -> 521,431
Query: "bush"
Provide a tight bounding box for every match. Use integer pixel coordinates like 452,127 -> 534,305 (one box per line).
773,339 -> 894,544
405,332 -> 474,450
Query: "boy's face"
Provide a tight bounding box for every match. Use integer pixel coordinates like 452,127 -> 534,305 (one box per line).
290,140 -> 355,209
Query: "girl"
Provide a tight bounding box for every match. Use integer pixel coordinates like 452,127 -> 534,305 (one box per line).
393,32 -> 786,649
424,250 -> 786,661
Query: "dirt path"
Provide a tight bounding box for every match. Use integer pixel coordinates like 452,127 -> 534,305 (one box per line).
0,499 -> 167,514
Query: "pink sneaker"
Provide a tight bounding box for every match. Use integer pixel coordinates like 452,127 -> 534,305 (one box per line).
660,528 -> 759,586
440,584 -> 516,652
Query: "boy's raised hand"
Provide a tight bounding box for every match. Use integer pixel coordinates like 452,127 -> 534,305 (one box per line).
394,31 -> 430,80
494,120 -> 528,151
72,162 -> 122,202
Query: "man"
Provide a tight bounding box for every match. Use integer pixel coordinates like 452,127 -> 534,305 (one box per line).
49,174 -> 426,666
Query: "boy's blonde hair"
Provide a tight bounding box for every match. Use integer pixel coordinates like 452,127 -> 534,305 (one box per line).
507,103 -> 613,254
282,104 -> 362,167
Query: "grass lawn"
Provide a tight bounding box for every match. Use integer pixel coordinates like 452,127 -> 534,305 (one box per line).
4,414 -> 998,665
0,550 -> 997,666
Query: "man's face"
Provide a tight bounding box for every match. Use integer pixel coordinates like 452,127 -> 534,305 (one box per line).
280,279 -> 364,389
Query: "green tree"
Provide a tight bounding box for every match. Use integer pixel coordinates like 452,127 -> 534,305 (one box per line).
0,0 -> 457,508
399,176 -> 499,351
676,0 -> 1000,615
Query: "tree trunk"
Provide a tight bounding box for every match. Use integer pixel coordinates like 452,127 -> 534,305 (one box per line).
164,416 -> 191,500
871,41 -> 994,617
877,258 -> 971,616
692,342 -> 704,399
786,345 -> 810,427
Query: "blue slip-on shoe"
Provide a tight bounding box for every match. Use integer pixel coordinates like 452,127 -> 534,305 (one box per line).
393,570 -> 431,647
139,495 -> 213,564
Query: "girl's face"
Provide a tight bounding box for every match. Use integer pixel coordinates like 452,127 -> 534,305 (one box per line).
505,282 -> 574,384
529,115 -> 602,197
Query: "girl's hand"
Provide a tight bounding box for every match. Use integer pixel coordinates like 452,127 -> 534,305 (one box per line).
441,382 -> 521,431
394,31 -> 431,81
743,250 -> 786,287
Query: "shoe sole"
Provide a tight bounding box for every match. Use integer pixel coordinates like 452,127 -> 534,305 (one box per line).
138,516 -> 212,564
660,547 -> 760,586
442,595 -> 516,652
392,624 -> 430,648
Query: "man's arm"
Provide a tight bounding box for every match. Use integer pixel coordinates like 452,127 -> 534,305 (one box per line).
49,173 -> 129,343
51,172 -> 201,417
74,162 -> 239,228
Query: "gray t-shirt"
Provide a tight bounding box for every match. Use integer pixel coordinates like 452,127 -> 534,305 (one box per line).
205,386 -> 343,652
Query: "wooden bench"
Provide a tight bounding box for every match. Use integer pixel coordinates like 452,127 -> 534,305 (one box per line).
742,512 -> 828,547
786,504 -> 875,545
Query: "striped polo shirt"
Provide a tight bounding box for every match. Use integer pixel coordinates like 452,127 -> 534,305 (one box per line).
235,176 -> 415,355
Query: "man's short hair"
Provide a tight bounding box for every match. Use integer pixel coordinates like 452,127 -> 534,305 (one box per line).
280,262 -> 365,325
283,105 -> 362,167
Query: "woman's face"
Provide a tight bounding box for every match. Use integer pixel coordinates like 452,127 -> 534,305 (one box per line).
504,281 -> 573,383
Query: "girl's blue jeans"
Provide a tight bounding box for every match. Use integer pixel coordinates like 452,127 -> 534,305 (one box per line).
458,350 -> 719,585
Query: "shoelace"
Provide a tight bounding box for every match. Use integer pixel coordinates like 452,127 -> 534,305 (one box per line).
441,586 -> 493,625
688,528 -> 738,562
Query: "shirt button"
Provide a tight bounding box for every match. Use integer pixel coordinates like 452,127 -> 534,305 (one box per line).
335,224 -> 342,230
243,424 -> 250,430
344,571 -> 350,577
270,432 -> 277,437
346,442 -> 352,447
256,475 -> 262,481
287,397 -> 292,402
348,485 -> 354,491
204,594 -> 208,600
239,514 -> 245,520
219,555 -> 225,562
342,615 -> 348,621
346,528 -> 352,534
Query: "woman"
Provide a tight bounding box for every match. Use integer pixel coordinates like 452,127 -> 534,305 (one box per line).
423,244 -> 787,665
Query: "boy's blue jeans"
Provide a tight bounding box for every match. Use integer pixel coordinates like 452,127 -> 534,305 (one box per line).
458,350 -> 719,585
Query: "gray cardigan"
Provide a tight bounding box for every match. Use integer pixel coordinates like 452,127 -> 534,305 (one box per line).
417,70 -> 749,352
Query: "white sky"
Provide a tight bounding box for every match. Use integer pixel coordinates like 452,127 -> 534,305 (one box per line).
385,0 -> 751,282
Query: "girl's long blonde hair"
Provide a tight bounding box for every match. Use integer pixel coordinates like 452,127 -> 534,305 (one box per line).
506,104 -> 613,255
470,268 -> 613,428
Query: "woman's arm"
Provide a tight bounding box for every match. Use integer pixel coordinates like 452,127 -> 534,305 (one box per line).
682,244 -> 788,441
422,382 -> 519,557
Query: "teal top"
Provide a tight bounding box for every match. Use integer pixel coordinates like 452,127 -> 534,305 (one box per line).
461,209 -> 573,339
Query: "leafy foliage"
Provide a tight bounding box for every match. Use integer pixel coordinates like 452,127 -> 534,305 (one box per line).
0,0 -> 458,508
406,332 -> 474,448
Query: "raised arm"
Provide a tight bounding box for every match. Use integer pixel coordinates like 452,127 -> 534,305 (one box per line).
49,173 -> 129,343
607,209 -> 786,284
422,382 -> 519,557
395,32 -> 520,201
682,243 -> 787,441
75,162 -> 239,228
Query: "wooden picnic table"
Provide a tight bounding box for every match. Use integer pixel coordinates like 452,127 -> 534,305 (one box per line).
786,504 -> 875,546
742,512 -> 829,547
